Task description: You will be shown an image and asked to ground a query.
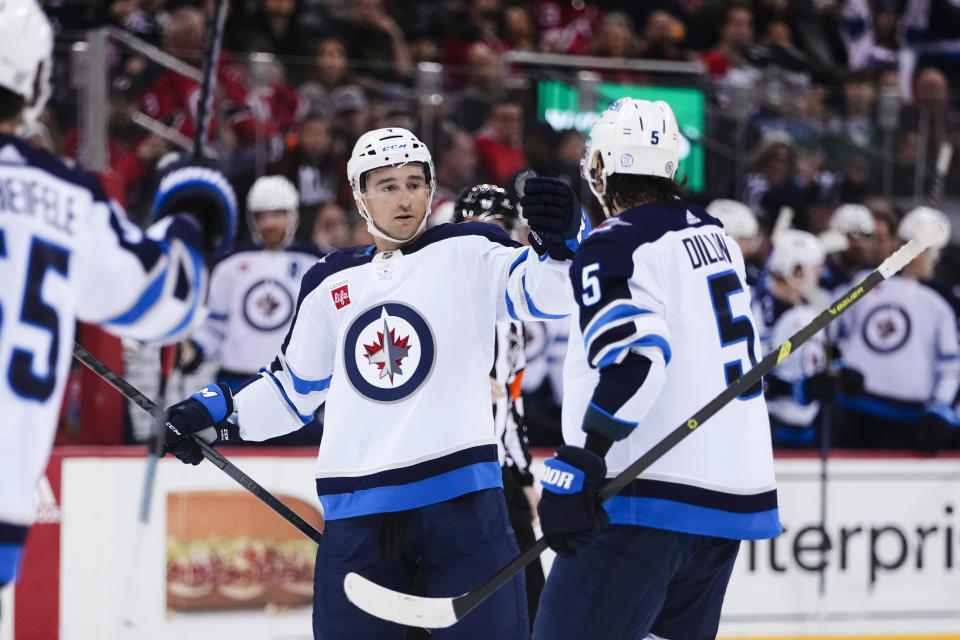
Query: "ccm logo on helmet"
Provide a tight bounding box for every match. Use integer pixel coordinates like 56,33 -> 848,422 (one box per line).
382,144 -> 408,151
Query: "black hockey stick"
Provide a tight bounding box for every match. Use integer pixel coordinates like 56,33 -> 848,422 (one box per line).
343,222 -> 947,628
193,0 -> 228,157
71,342 -> 324,545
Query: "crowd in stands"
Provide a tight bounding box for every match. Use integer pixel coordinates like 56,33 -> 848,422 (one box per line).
35,0 -> 960,452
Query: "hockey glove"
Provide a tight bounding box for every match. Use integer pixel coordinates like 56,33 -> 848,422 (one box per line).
152,158 -> 238,259
163,382 -> 240,465
916,403 -> 959,455
804,367 -> 865,402
538,445 -> 610,556
175,338 -> 205,375
520,177 -> 582,261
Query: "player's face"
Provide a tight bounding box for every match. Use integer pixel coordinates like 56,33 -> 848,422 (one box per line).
254,209 -> 290,248
360,164 -> 431,243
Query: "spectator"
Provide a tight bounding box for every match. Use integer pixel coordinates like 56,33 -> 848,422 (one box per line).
636,9 -> 690,61
312,201 -> 352,251
502,4 -> 537,52
225,0 -> 313,69
430,124 -> 478,214
474,98 -> 527,186
826,69 -> 879,167
451,41 -> 506,132
332,0 -> 413,85
329,85 -> 372,150
271,114 -> 350,219
297,36 -> 351,117
443,0 -> 505,89
702,3 -> 754,78
139,7 -> 268,149
532,0 -> 600,55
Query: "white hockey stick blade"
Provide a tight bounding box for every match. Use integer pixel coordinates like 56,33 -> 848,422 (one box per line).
344,572 -> 458,628
878,221 -> 948,278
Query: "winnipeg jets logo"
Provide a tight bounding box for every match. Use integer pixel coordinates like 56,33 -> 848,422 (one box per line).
363,310 -> 412,384
863,304 -> 911,353
344,302 -> 435,402
242,278 -> 295,331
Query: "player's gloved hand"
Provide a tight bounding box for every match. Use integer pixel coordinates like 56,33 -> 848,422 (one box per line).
152,156 -> 238,260
175,338 -> 205,375
804,367 -> 865,402
520,177 -> 582,261
537,445 -> 609,556
163,382 -> 240,465
916,403 -> 959,455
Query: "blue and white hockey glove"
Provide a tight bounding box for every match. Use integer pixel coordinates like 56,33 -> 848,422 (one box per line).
163,382 -> 240,465
521,177 -> 583,261
538,444 -> 610,556
153,158 -> 238,259
916,403 -> 959,454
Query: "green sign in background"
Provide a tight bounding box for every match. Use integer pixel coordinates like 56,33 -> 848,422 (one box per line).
537,80 -> 705,192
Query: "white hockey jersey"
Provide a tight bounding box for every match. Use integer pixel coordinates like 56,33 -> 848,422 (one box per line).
752,289 -> 826,430
0,134 -> 206,537
831,273 -> 960,416
233,222 -> 571,520
191,242 -> 322,375
563,202 -> 780,541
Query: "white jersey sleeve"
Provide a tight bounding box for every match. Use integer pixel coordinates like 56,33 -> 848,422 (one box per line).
0,134 -> 207,534
190,254 -> 233,362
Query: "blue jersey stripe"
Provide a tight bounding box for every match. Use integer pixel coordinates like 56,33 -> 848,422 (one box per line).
319,461 -> 503,520
836,393 -> 924,422
521,275 -> 567,319
289,368 -> 332,395
508,249 -> 528,276
603,496 -> 782,540
0,543 -> 24,583
104,265 -> 168,326
595,334 -> 671,369
583,303 -> 653,347
157,246 -> 205,341
505,289 -> 521,321
315,444 -> 498,494
263,369 -> 314,423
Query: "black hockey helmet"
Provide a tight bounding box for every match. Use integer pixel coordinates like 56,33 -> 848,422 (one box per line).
454,184 -> 519,231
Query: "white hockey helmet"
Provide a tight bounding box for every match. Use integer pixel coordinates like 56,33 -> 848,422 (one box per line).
767,229 -> 825,300
898,206 -> 950,249
347,127 -> 435,243
246,175 -> 299,248
0,0 -> 53,129
581,98 -> 681,217
829,203 -> 876,236
706,199 -> 758,239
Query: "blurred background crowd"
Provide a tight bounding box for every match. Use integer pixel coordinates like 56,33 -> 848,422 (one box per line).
35,0 -> 960,453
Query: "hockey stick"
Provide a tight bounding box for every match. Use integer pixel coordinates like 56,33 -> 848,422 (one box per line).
343,221 -> 948,629
192,0 -> 228,157
71,343 -> 324,545
926,141 -> 953,208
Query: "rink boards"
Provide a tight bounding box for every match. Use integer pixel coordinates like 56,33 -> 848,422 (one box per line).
2,448 -> 960,639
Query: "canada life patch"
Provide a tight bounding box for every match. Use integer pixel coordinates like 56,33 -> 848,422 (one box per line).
331,281 -> 350,309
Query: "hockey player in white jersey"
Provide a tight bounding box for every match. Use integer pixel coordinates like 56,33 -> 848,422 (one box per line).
534,98 -> 781,640
182,175 -> 322,388
832,206 -> 960,452
706,198 -> 765,286
752,230 -> 864,447
161,127 -> 585,638
0,0 -> 237,603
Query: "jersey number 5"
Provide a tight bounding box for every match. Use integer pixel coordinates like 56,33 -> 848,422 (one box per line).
707,270 -> 762,399
1,232 -> 70,402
